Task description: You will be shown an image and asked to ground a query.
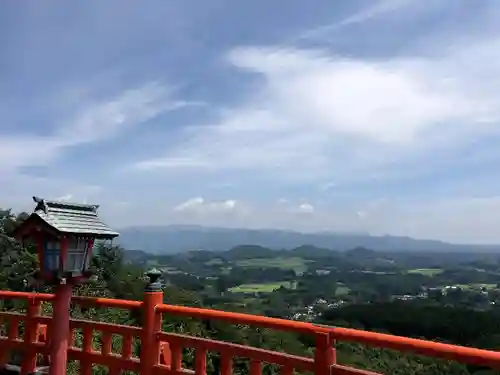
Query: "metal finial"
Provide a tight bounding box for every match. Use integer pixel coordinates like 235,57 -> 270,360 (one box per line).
33,196 -> 48,213
145,268 -> 162,292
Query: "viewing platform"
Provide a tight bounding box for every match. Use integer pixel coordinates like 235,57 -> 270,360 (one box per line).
0,287 -> 500,375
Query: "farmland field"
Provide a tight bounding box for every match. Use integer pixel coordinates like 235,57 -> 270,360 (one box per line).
229,281 -> 297,294
456,283 -> 497,290
407,268 -> 443,276
335,284 -> 350,296
235,257 -> 312,273
205,258 -> 224,266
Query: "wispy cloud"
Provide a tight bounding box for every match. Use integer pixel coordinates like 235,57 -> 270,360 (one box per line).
300,0 -> 417,40
56,83 -> 187,144
6,0 -> 500,242
173,197 -> 238,213
0,82 -> 186,171
128,34 -> 500,189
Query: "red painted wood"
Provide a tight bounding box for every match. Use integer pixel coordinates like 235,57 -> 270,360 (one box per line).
315,332 -> 334,375
250,359 -> 262,375
21,298 -> 41,375
170,344 -> 182,371
8,316 -> 19,340
156,331 -> 315,372
159,341 -> 171,366
60,236 -> 68,272
0,290 -> 499,375
81,326 -> 93,375
49,283 -> 72,375
86,238 -> 95,269
195,347 -> 207,375
220,352 -> 233,375
101,332 -> 112,356
331,364 -> 382,375
122,334 -> 133,359
36,232 -> 44,277
220,353 -> 233,375
140,289 -> 163,375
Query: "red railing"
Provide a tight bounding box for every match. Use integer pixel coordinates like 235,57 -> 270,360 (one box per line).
0,288 -> 499,375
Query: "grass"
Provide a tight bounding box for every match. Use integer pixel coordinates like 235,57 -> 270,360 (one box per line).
235,257 -> 312,273
456,283 -> 497,290
336,284 -> 350,296
229,281 -> 297,294
407,268 -> 444,276
159,266 -> 182,274
205,258 -> 224,266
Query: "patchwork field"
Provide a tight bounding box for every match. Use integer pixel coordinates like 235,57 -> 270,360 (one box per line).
335,284 -> 350,296
229,281 -> 297,294
407,268 -> 444,276
455,283 -> 497,290
205,258 -> 224,266
235,257 -> 312,273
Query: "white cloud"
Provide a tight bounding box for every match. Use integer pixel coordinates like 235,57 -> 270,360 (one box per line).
129,33 -> 500,190
173,197 -> 238,214
57,82 -> 187,144
173,197 -> 204,212
100,195 -> 500,244
7,1 -> 500,244
300,0 -> 418,40
356,211 -> 367,219
0,176 -> 102,212
297,203 -> 315,214
227,47 -> 490,143
56,194 -> 73,201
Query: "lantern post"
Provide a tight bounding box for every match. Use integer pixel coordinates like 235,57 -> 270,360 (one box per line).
13,197 -> 119,375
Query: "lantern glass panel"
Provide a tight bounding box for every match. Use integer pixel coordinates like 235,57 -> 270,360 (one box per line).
44,239 -> 60,272
65,237 -> 89,272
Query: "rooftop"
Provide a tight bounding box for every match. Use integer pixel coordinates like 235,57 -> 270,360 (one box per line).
26,196 -> 119,238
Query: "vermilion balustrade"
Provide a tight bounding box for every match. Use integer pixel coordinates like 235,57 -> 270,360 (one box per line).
0,286 -> 499,375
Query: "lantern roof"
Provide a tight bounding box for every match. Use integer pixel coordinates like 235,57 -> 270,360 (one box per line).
15,196 -> 119,239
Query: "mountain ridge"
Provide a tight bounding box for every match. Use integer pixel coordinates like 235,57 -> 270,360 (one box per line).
115,225 -> 500,254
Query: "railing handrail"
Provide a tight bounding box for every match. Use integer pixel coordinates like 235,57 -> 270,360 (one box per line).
0,290 -> 54,301
155,303 -> 500,367
1,290 -> 500,371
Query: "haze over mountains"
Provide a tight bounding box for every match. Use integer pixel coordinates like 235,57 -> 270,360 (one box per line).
116,225 -> 500,254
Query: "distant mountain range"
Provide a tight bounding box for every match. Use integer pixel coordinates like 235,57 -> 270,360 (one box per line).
116,225 -> 500,254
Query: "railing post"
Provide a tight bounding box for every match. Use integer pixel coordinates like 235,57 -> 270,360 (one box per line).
49,283 -> 73,375
315,332 -> 334,375
21,296 -> 41,375
140,269 -> 164,375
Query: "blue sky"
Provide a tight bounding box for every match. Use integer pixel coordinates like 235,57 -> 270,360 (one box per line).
2,0 -> 500,243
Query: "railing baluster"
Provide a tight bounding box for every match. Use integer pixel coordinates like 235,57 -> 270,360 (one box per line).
140,275 -> 163,375
21,298 -> 41,375
36,324 -> 49,367
0,290 -> 498,375
160,341 -> 172,366
8,317 -> 19,340
171,344 -> 182,371
220,353 -> 233,375
195,347 -> 207,375
0,317 -> 8,367
80,326 -> 93,375
250,359 -> 262,375
67,327 -> 74,349
315,332 -> 334,375
122,334 -> 133,359
101,331 -> 112,356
